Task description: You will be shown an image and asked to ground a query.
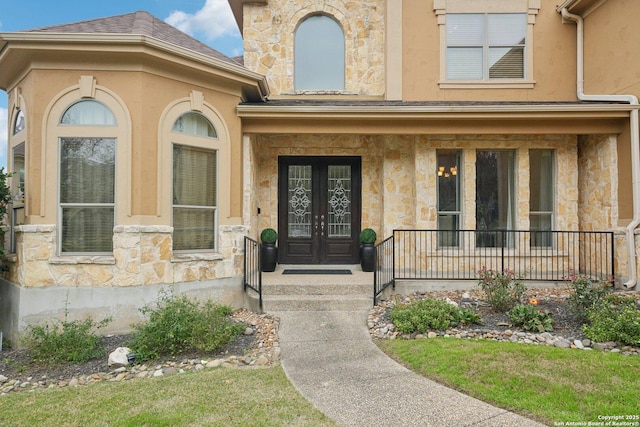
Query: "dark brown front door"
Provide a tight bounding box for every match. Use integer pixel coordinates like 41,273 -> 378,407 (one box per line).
278,156 -> 361,264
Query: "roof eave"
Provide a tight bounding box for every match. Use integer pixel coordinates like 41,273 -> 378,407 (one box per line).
0,32 -> 269,101
236,102 -> 637,119
556,0 -> 608,16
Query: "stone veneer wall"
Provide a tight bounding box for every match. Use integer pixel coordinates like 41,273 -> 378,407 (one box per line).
253,133 -> 579,240
253,134 -> 385,235
9,225 -> 247,288
0,224 -> 250,342
577,134 -> 628,282
577,135 -> 618,231
242,0 -> 385,96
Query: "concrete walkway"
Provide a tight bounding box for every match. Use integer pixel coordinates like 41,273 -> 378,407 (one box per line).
275,309 -> 546,427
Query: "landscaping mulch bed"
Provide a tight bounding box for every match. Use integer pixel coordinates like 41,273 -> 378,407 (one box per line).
0,313 -> 259,387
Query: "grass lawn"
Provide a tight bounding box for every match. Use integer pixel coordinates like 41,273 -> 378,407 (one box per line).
378,338 -> 640,425
0,366 -> 337,427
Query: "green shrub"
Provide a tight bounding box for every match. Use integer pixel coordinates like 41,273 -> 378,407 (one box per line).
359,228 -> 377,244
454,308 -> 483,326
582,295 -> 640,346
260,228 -> 278,244
566,274 -> 612,321
390,298 -> 482,334
25,315 -> 112,364
477,267 -> 526,313
508,303 -> 553,332
128,291 -> 246,362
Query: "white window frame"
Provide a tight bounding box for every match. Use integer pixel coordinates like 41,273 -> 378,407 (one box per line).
171,113 -> 219,253
434,0 -> 540,89
42,77 -> 131,260
57,100 -> 117,255
529,149 -> 555,248
158,91 -> 230,258
437,149 -> 462,247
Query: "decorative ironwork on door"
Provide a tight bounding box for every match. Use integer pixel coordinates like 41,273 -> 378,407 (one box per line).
287,165 -> 312,238
279,157 -> 361,264
327,165 -> 351,238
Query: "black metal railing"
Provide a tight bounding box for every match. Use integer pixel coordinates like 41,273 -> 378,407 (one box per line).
374,229 -> 614,303
243,236 -> 262,310
374,234 -> 395,302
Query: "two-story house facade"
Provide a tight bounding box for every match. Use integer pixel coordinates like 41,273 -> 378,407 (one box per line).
0,0 -> 637,342
234,0 -> 637,281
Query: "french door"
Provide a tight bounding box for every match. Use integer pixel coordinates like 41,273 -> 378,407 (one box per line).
278,156 -> 361,264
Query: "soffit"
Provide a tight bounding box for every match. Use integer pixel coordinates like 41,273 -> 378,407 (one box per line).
556,0 -> 608,16
237,100 -> 632,135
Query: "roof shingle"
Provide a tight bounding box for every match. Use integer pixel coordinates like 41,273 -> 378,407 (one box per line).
25,10 -> 236,65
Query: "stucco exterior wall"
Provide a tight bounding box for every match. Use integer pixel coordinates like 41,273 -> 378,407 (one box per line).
242,0 -> 386,96
580,0 -> 640,224
581,0 -> 640,98
402,0 -> 578,101
1,56 -> 254,343
17,69 -> 244,226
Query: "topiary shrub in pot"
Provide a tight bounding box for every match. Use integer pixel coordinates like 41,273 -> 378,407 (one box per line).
359,228 -> 377,272
260,228 -> 278,272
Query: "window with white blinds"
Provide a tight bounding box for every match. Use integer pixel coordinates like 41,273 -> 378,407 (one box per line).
58,100 -> 117,254
446,13 -> 526,81
171,112 -> 218,252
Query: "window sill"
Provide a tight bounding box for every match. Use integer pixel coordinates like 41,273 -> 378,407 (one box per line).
49,256 -> 116,265
171,252 -> 224,263
438,80 -> 535,89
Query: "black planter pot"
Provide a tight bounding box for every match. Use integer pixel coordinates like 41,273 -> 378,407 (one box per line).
360,243 -> 376,272
260,243 -> 278,272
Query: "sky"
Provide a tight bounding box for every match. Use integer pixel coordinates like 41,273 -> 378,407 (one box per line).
0,0 -> 244,168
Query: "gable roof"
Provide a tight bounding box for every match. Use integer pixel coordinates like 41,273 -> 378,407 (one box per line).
24,10 -> 236,66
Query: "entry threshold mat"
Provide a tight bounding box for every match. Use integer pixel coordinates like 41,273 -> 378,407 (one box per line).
282,269 -> 352,275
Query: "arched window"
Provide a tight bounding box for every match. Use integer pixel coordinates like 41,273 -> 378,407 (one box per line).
294,15 -> 345,91
10,107 -> 26,253
13,109 -> 25,135
61,100 -> 116,126
171,112 -> 218,251
58,100 -> 117,253
173,112 -> 217,138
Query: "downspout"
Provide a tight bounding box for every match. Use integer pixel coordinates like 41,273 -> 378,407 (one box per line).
561,8 -> 640,289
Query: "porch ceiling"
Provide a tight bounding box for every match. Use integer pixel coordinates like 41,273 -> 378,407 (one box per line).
236,100 -> 632,135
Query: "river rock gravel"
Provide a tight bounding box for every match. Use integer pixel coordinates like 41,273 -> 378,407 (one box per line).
368,288 -> 640,356
0,309 -> 279,395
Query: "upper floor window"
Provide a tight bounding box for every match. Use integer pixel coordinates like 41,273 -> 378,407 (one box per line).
294,15 -> 345,91
58,100 -> 117,254
171,113 -> 218,252
446,13 -> 526,81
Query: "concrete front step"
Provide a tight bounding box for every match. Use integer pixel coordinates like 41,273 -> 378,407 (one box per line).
263,283 -> 370,296
263,294 -> 373,312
